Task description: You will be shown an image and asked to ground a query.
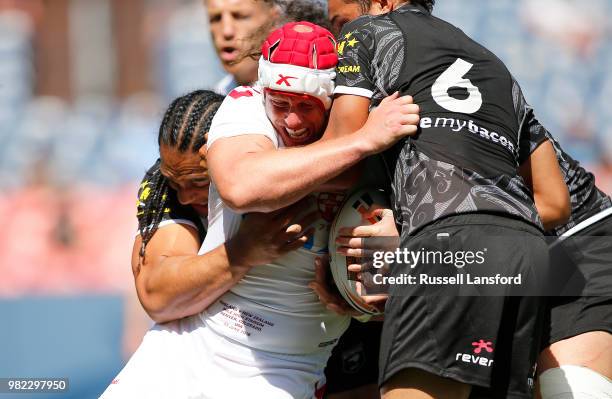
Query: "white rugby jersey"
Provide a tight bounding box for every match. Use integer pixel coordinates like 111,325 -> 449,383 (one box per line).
199,86 -> 350,355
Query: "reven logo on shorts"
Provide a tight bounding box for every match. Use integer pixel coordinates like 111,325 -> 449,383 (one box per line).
455,339 -> 494,367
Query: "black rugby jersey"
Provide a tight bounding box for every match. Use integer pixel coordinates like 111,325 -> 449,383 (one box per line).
137,159 -> 207,243
516,98 -> 612,237
335,4 -> 543,235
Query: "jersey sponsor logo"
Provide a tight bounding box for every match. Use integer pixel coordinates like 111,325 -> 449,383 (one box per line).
341,342 -> 366,373
419,116 -> 515,154
455,339 -> 494,367
472,339 -> 494,354
275,74 -> 298,87
337,65 -> 361,74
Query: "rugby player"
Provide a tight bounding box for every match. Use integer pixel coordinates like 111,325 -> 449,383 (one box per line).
327,0 -> 571,398
206,0 -> 329,95
329,1 -> 611,398
207,2 -> 388,397
207,0 -> 281,93
101,90 -> 319,398
199,21 -> 420,399
521,124 -> 612,397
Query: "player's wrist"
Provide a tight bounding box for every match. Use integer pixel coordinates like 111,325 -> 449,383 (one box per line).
224,238 -> 256,270
351,128 -> 378,158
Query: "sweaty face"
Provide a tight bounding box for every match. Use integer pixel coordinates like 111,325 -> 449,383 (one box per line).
160,144 -> 210,216
264,90 -> 327,147
328,0 -> 364,37
207,0 -> 278,85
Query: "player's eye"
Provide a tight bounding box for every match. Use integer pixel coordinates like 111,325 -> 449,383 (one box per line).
272,101 -> 289,109
232,11 -> 251,20
298,103 -> 315,112
191,178 -> 210,188
209,13 -> 221,24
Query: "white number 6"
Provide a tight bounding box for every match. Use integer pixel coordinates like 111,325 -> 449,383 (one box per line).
431,58 -> 482,114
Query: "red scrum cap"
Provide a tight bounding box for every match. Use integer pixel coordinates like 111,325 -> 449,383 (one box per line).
258,22 -> 338,109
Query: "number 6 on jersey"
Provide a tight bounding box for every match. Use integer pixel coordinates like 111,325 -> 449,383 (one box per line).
431,58 -> 483,114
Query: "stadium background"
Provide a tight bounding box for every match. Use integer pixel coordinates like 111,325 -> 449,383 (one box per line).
0,0 -> 609,397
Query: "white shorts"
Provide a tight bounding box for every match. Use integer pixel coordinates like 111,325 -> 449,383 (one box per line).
100,314 -> 328,399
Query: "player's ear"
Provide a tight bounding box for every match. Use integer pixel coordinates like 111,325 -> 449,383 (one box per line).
370,0 -> 394,15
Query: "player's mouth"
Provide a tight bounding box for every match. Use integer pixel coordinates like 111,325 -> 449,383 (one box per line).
219,46 -> 239,62
191,204 -> 208,216
286,127 -> 309,138
282,127 -> 315,146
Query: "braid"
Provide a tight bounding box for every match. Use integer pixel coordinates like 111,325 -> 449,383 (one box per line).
138,161 -> 169,259
139,90 -> 224,259
193,101 -> 222,150
179,94 -> 209,152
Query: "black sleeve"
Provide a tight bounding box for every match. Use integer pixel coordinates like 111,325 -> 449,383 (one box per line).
334,16 -> 377,98
513,78 -> 549,165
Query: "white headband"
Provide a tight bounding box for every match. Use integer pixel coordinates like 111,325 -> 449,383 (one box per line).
257,57 -> 336,109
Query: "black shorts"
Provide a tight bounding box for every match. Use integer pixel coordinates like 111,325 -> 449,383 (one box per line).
379,214 -> 548,399
543,212 -> 612,346
324,319 -> 382,394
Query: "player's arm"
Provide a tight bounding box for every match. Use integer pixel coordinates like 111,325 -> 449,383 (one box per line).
519,140 -> 570,231
314,94 -> 375,191
132,204 -> 316,324
208,93 -> 417,213
131,224 -> 248,324
515,88 -> 570,230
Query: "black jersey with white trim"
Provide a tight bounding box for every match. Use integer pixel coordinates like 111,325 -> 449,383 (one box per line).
136,159 -> 207,243
335,4 -> 542,235
515,97 -> 612,237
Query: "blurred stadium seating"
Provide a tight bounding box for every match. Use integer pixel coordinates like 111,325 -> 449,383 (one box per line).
0,0 -> 609,397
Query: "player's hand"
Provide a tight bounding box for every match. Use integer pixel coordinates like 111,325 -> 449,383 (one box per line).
309,256 -> 362,316
228,197 -> 318,267
358,92 -> 420,155
335,207 -> 399,273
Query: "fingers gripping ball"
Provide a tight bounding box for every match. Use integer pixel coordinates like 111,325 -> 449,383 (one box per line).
329,187 -> 390,316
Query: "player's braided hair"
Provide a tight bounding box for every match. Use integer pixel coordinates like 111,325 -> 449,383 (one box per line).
343,0 -> 435,13
138,90 -> 224,259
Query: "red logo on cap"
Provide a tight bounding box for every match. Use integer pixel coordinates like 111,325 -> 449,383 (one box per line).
276,75 -> 298,87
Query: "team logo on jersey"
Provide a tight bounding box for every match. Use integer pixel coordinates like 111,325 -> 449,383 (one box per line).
337,32 -> 359,56
228,86 -> 260,99
318,193 -> 345,222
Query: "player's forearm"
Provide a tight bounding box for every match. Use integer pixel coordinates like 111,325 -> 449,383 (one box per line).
138,245 -> 251,323
219,135 -> 370,213
535,196 -> 571,231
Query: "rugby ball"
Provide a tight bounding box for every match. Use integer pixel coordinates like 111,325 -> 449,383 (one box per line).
328,187 -> 390,316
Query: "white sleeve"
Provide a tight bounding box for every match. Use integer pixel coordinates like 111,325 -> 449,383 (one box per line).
207,86 -> 278,149
199,183 -> 243,255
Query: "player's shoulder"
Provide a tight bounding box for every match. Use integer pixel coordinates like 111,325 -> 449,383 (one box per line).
216,86 -> 264,116
225,86 -> 263,102
137,159 -> 161,200
340,14 -> 380,38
